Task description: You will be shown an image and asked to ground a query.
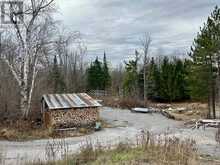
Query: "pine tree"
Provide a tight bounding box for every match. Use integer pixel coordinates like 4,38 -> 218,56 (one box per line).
173,59 -> 189,100
147,57 -> 158,99
189,6 -> 220,118
157,57 -> 189,102
87,57 -> 104,90
159,57 -> 172,101
103,52 -> 111,90
123,56 -> 139,97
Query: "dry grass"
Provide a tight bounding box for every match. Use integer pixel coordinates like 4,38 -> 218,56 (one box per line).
0,120 -> 52,141
102,97 -> 146,109
102,97 -> 209,121
165,103 -> 208,121
0,120 -> 95,141
28,132 -> 201,165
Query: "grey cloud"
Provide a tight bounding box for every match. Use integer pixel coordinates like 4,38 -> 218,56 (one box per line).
57,0 -> 220,67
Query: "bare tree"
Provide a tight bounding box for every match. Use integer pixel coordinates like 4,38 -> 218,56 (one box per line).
111,63 -> 124,97
53,30 -> 87,92
140,34 -> 151,104
0,0 -> 56,118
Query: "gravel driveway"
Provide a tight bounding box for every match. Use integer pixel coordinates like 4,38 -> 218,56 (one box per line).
0,107 -> 219,165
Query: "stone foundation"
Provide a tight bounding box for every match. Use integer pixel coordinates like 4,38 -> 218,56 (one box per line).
44,108 -> 99,128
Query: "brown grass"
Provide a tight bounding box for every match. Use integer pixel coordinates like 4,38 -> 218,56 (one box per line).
102,97 -> 146,109
28,132 -> 201,165
0,120 -> 51,141
102,97 -> 209,121
0,119 -> 95,141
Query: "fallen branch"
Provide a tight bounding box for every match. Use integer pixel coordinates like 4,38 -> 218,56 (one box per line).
195,119 -> 220,129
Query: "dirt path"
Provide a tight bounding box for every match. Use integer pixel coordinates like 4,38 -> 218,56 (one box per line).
0,107 -> 219,165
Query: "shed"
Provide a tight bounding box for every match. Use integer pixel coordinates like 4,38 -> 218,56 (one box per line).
41,93 -> 102,128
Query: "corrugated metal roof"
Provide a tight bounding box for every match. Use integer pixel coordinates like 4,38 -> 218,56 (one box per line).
42,93 -> 102,110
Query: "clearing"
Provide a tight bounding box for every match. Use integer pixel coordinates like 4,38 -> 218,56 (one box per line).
0,107 -> 219,165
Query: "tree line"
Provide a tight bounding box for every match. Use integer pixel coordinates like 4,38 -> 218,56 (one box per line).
1,3 -> 220,119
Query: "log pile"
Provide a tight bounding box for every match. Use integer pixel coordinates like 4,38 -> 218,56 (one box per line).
49,108 -> 99,129
194,119 -> 220,129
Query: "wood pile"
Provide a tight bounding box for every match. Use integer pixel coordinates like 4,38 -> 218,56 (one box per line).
49,108 -> 99,129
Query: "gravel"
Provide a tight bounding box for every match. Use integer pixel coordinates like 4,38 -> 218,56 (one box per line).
0,107 -> 219,165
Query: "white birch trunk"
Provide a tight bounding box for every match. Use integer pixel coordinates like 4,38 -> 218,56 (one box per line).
20,44 -> 30,118
1,0 -> 57,118
27,58 -> 38,118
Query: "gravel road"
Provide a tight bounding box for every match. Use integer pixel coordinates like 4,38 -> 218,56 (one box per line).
0,107 -> 219,165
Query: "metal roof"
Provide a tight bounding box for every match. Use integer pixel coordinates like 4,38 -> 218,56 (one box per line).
42,93 -> 102,110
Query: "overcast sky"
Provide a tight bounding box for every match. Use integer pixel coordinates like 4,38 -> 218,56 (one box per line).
56,0 -> 220,66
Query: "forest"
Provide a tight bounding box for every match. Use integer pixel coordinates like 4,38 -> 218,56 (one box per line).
1,1 -> 220,165
0,3 -> 220,120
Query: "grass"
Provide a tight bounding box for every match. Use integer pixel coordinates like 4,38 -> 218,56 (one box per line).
102,97 -> 209,121
28,132 -> 200,165
0,119 -> 97,141
0,127 -> 54,141
0,120 -> 53,141
102,97 -> 147,109
0,118 -> 111,141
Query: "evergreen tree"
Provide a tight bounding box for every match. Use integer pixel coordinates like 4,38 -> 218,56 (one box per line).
149,57 -> 190,102
173,59 -> 190,100
87,57 -> 104,90
102,52 -> 111,90
123,57 -> 139,97
189,6 -> 220,118
159,57 -> 172,101
147,57 -> 159,99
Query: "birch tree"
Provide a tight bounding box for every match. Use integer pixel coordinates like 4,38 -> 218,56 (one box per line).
0,0 -> 56,118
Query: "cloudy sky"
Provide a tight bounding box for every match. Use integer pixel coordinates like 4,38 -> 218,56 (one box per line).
56,0 -> 220,66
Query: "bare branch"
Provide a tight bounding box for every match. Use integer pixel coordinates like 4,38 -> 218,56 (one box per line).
1,58 -> 21,86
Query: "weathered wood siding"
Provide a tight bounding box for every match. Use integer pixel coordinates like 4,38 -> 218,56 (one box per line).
44,108 -> 99,128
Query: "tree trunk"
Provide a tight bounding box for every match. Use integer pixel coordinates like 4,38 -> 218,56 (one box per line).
143,67 -> 147,104
208,94 -> 211,119
20,87 -> 28,119
212,77 -> 216,119
21,43 -> 30,119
